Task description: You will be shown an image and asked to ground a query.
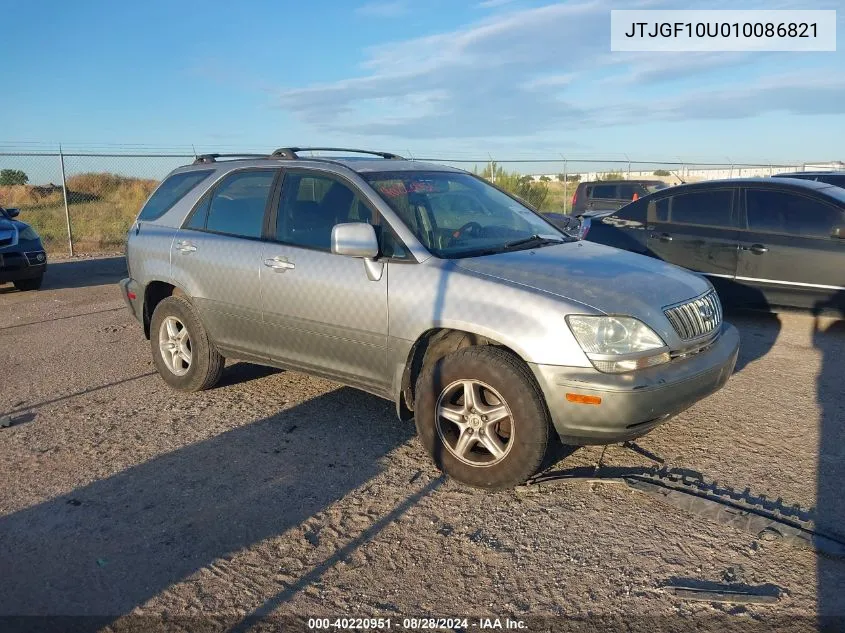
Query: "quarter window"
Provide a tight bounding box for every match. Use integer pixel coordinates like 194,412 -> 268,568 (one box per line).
669,190 -> 733,228
139,170 -> 212,221
201,170 -> 276,238
746,189 -> 843,238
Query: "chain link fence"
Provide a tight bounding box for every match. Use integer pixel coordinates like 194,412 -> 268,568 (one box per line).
0,151 -> 809,256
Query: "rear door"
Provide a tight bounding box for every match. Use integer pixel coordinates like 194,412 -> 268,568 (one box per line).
170,168 -> 280,358
737,186 -> 845,310
645,187 -> 740,281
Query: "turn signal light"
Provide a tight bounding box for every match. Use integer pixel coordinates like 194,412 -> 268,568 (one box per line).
565,393 -> 602,405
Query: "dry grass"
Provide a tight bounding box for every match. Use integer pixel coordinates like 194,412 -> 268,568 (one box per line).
0,173 -> 157,254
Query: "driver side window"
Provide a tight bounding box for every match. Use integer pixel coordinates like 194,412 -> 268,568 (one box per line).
276,172 -> 370,251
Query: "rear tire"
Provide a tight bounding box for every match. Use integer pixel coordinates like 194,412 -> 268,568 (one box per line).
13,276 -> 43,291
150,295 -> 224,392
414,346 -> 551,490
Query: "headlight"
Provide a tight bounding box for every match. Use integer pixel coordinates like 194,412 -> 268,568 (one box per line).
18,226 -> 39,241
566,315 -> 670,373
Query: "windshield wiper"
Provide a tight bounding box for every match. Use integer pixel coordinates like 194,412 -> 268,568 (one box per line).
501,234 -> 566,251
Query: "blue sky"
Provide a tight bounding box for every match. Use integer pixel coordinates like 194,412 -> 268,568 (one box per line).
2,0 -> 843,163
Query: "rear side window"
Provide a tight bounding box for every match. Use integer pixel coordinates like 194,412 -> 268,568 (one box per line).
138,170 -> 212,221
617,184 -> 637,201
191,170 -> 277,238
669,190 -> 734,228
592,185 -> 617,199
746,189 -> 843,238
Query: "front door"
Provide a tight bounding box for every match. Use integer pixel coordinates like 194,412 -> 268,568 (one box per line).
260,170 -> 390,391
737,186 -> 845,311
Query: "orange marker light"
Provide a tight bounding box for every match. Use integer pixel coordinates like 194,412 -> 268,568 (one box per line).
565,393 -> 602,405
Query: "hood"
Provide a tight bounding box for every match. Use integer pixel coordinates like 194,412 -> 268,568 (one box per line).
0,217 -> 37,250
455,240 -> 711,321
0,217 -> 17,244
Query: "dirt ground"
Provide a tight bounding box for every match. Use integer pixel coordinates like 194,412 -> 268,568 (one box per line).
1,256 -> 843,633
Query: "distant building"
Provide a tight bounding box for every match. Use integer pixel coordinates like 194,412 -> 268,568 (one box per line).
802,161 -> 845,171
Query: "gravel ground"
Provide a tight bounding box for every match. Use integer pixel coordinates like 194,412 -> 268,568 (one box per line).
1,256 -> 843,633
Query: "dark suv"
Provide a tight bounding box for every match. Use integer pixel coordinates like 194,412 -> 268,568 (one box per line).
570,180 -> 669,216
0,206 -> 47,291
583,178 -> 845,313
772,171 -> 845,189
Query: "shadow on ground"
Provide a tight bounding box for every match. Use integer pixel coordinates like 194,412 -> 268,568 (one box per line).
0,387 -> 414,628
813,291 -> 845,623
41,256 -> 127,291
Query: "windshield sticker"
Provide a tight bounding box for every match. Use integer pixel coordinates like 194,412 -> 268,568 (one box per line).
374,180 -> 441,198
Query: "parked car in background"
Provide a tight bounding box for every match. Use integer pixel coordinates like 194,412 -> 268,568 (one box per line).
584,178 -> 845,314
121,148 -> 738,489
0,206 -> 47,291
570,179 -> 669,216
772,171 -> 845,189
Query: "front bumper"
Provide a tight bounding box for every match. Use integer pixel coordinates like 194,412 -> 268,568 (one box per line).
0,250 -> 47,283
120,277 -> 144,326
530,323 -> 740,445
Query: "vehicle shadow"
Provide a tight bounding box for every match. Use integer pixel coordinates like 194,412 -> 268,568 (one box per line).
0,387 -> 414,629
812,291 -> 845,623
713,280 -> 781,375
42,256 -> 127,291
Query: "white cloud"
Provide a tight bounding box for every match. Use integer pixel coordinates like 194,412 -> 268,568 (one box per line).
274,1 -> 845,142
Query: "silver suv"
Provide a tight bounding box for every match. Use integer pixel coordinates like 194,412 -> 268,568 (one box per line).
121,148 -> 739,489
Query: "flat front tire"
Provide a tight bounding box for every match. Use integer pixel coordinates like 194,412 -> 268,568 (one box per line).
150,295 -> 224,392
414,346 -> 551,490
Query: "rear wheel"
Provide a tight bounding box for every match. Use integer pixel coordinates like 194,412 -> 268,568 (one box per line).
13,276 -> 43,291
150,295 -> 224,391
414,346 -> 551,490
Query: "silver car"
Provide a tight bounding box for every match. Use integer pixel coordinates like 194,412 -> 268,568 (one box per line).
121,148 -> 739,489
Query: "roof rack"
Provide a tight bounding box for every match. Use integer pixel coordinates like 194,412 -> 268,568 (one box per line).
192,153 -> 270,164
270,147 -> 404,160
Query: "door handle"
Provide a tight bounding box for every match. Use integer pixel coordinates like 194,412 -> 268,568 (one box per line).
741,244 -> 768,254
176,240 -> 197,253
264,257 -> 295,272
651,232 -> 673,242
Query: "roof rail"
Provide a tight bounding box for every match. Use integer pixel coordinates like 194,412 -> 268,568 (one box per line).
192,153 -> 268,165
270,147 -> 404,160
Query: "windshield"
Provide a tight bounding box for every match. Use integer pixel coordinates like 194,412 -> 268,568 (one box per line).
364,171 -> 569,258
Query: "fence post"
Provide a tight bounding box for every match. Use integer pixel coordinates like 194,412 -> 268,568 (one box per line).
561,157 -> 568,214
59,146 -> 74,257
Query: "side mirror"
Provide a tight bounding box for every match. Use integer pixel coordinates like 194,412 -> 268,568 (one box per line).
5,208 -> 20,218
331,222 -> 379,258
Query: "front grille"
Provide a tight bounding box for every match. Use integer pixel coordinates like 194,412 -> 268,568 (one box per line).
664,290 -> 722,341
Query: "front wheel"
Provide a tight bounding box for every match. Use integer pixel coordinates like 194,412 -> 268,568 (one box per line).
414,346 -> 551,490
13,276 -> 43,291
150,295 -> 224,392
